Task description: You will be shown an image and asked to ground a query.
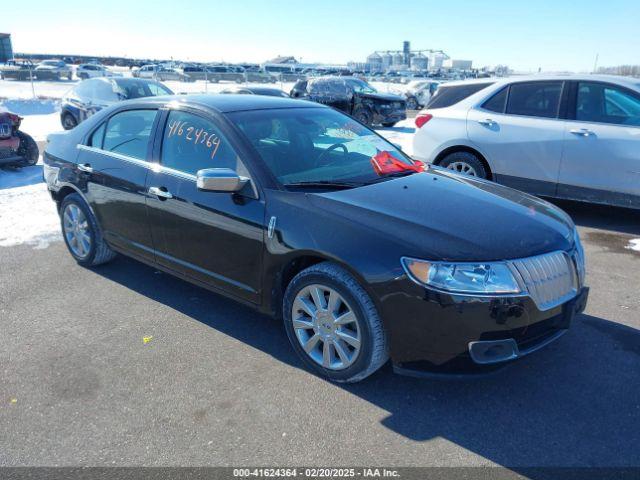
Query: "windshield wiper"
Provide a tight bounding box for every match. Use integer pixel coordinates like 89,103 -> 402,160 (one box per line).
365,170 -> 418,184
284,180 -> 365,190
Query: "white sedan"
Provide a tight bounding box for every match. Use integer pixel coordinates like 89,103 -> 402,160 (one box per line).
412,75 -> 640,209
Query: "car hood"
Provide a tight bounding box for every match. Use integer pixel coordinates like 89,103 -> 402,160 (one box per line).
359,92 -> 405,103
308,170 -> 575,262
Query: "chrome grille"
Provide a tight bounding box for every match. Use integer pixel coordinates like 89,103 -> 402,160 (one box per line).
510,251 -> 578,311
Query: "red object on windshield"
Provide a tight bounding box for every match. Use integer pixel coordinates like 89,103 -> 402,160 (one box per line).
370,151 -> 423,176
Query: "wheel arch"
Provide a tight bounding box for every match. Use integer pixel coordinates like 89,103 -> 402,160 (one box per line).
433,145 -> 494,180
269,252 -> 378,319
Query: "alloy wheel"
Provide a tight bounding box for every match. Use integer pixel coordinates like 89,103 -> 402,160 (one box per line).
63,204 -> 91,258
446,161 -> 477,176
291,284 -> 361,370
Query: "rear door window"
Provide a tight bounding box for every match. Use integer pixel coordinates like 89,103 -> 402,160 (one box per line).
506,81 -> 563,118
102,109 -> 157,160
426,82 -> 493,109
576,82 -> 640,126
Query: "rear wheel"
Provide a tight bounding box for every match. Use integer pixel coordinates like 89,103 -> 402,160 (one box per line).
439,151 -> 488,179
16,131 -> 39,166
406,96 -> 419,110
60,193 -> 116,267
283,262 -> 388,383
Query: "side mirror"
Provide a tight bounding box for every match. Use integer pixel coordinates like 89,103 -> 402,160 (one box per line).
196,168 -> 248,193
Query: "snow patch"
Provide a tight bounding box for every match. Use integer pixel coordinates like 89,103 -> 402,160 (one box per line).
627,239 -> 640,252
0,166 -> 61,249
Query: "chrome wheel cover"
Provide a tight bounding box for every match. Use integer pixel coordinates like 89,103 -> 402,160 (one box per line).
63,204 -> 91,258
291,284 -> 361,370
446,161 -> 477,176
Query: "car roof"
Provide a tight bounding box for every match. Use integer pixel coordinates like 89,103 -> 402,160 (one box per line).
442,74 -> 640,90
133,94 -> 324,113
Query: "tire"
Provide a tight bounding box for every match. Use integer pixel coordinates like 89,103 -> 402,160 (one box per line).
59,193 -> 117,267
438,151 -> 488,179
283,262 -> 388,383
381,122 -> 396,128
406,96 -> 419,110
16,131 -> 39,166
62,112 -> 78,130
352,106 -> 372,127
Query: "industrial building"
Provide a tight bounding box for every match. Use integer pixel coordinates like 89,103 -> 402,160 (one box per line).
364,41 -> 451,73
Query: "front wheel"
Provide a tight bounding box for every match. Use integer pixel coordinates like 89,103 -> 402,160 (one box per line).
60,193 -> 117,267
352,106 -> 372,127
381,121 -> 396,128
439,151 -> 488,179
283,262 -> 388,383
16,131 -> 39,166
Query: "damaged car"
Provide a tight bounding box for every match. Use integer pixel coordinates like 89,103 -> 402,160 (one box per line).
0,110 -> 39,168
44,94 -> 588,382
290,76 -> 406,127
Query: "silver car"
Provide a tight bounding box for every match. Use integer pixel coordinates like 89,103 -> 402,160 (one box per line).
412,75 -> 640,209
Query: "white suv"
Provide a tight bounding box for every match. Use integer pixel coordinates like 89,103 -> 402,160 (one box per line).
412,75 -> 640,209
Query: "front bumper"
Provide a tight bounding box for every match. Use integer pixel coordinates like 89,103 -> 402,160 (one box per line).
376,275 -> 589,375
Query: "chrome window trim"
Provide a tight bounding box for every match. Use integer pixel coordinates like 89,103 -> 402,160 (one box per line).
77,144 -> 196,182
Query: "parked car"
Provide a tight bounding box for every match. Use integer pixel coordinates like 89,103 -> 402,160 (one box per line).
207,65 -> 245,83
59,77 -> 173,129
0,60 -> 35,80
34,59 -> 73,80
43,94 -> 588,382
291,76 -> 406,127
133,64 -> 191,82
404,80 -> 440,110
0,110 -> 39,168
132,64 -> 156,78
76,63 -> 121,79
220,86 -> 289,97
412,75 -> 640,209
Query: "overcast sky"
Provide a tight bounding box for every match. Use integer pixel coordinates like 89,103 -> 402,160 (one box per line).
2,0 -> 638,71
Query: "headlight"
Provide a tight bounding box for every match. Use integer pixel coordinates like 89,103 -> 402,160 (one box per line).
573,230 -> 586,285
401,257 -> 521,294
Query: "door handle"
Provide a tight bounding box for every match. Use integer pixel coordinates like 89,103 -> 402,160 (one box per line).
478,118 -> 496,126
148,186 -> 173,200
570,128 -> 594,137
77,163 -> 93,173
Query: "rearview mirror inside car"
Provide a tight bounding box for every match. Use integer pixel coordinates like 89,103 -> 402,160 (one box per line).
196,168 -> 248,193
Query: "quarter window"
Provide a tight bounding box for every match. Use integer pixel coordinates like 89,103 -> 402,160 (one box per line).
482,87 -> 508,113
506,81 -> 563,118
88,122 -> 106,148
161,111 -> 244,175
426,83 -> 493,109
576,82 -> 640,126
102,109 -> 157,160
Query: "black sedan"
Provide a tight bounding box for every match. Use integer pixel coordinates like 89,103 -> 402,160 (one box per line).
43,95 -> 588,382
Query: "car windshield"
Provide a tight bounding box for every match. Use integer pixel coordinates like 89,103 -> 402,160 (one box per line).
344,78 -> 377,94
41,60 -> 60,66
113,79 -> 173,99
228,107 -> 420,187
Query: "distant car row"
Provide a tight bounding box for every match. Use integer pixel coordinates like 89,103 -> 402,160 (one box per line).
0,59 -> 121,81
